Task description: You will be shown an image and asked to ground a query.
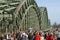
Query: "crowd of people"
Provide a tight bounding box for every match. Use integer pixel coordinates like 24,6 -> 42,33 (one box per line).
0,30 -> 60,40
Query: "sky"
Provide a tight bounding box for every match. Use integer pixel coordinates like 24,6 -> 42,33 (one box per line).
35,0 -> 60,25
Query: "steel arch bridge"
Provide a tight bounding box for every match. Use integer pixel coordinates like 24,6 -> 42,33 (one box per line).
0,0 -> 41,32
13,0 -> 41,30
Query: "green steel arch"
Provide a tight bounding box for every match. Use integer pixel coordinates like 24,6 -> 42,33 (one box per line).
19,5 -> 40,30
40,7 -> 50,30
13,0 -> 41,30
0,0 -> 41,32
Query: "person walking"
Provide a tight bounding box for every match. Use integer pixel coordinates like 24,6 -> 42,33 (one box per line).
16,31 -> 21,40
46,32 -> 49,40
40,32 -> 44,40
57,31 -> 60,40
21,32 -> 28,40
28,32 -> 33,40
34,32 -> 41,40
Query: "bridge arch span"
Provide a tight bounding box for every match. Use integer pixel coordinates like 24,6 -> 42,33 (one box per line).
19,5 -> 40,30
